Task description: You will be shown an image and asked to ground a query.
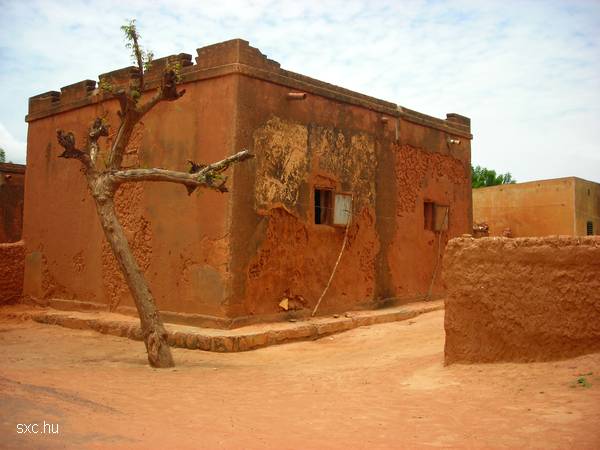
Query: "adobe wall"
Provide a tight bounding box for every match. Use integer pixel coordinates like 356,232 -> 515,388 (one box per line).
444,236 -> 600,364
0,163 -> 25,243
0,241 -> 25,304
228,67 -> 471,317
472,178 -> 575,237
23,70 -> 237,316
24,38 -> 472,321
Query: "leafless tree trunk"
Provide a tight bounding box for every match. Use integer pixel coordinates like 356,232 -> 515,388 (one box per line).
56,24 -> 252,367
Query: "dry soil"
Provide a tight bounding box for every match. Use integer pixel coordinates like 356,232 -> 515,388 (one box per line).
1,307 -> 599,449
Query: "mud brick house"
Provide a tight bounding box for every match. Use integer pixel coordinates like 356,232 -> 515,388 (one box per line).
23,39 -> 472,325
0,162 -> 25,243
473,177 -> 600,237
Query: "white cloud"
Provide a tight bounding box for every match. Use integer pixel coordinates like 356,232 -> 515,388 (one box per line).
0,122 -> 26,164
0,0 -> 599,181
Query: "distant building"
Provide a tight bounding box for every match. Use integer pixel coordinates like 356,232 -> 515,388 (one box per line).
473,177 -> 599,237
0,162 -> 25,243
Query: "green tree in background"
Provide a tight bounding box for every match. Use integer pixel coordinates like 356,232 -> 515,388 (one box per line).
471,165 -> 516,188
0,147 -> 5,163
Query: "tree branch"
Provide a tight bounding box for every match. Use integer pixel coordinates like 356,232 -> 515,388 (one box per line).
107,70 -> 185,170
88,118 -> 109,164
196,149 -> 254,176
110,150 -> 253,194
131,30 -> 145,91
111,167 -> 230,193
57,130 -> 91,167
114,90 -> 134,119
106,114 -> 137,170
137,69 -> 186,117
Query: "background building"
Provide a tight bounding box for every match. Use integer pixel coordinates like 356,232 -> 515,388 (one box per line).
473,177 -> 599,237
0,162 -> 25,243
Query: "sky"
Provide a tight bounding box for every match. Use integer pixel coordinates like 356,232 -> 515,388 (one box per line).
0,0 -> 599,183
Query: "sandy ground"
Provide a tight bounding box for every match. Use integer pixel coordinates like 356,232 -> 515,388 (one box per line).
0,308 -> 599,449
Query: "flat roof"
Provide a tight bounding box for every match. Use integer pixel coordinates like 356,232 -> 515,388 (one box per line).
473,176 -> 599,191
0,162 -> 26,174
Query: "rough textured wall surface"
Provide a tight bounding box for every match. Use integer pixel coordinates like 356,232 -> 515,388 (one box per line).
444,236 -> 600,364
244,116 -> 379,315
0,163 -> 25,243
389,144 -> 470,300
229,71 -> 471,318
254,117 -> 309,211
0,241 -> 25,304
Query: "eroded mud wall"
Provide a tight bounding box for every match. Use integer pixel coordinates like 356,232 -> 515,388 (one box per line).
23,76 -> 237,316
0,241 -> 25,304
444,236 -> 600,364
228,75 -> 471,317
231,109 -> 381,317
388,132 -> 471,301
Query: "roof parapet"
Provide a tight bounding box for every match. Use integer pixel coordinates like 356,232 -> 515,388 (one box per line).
0,162 -> 26,174
146,53 -> 194,79
196,39 -> 280,71
98,66 -> 140,91
28,90 -> 60,116
446,113 -> 471,129
25,39 -> 471,138
60,79 -> 96,104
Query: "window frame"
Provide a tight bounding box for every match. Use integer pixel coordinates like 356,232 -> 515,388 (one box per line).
314,186 -> 334,225
332,192 -> 353,227
424,200 -> 449,232
423,201 -> 435,231
313,187 -> 352,227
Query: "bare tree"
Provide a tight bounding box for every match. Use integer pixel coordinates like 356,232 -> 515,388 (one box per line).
56,21 -> 252,368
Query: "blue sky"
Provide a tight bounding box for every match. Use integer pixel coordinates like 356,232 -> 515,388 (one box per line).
0,0 -> 599,182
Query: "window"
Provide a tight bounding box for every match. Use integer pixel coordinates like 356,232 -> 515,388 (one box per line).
424,201 -> 434,231
424,201 -> 449,232
314,188 -> 333,224
333,193 -> 352,226
314,188 -> 352,226
587,221 -> 594,236
434,205 -> 449,231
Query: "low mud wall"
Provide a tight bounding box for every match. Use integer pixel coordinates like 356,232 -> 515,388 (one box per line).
0,240 -> 25,304
444,236 -> 600,364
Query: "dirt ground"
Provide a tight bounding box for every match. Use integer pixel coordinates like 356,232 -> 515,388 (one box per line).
1,308 -> 599,449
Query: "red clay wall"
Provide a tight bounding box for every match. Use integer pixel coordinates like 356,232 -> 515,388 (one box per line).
228,71 -> 471,318
444,236 -> 600,364
24,39 -> 472,321
0,241 -> 25,304
0,163 -> 25,243
23,76 -> 237,316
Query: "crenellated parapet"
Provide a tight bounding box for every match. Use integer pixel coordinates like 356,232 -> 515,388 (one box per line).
195,39 -> 280,71
28,90 -> 61,116
26,39 -> 471,138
